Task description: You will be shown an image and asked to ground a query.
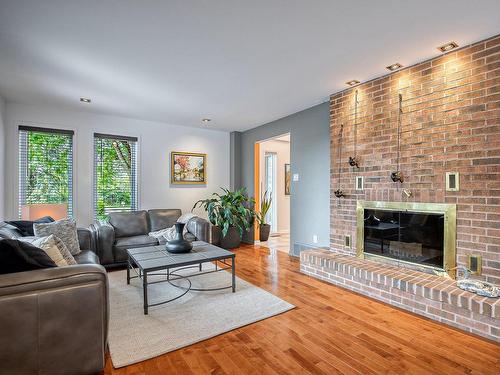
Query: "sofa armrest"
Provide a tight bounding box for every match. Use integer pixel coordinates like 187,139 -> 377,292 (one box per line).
77,227 -> 93,251
0,265 -> 108,375
90,222 -> 115,265
186,217 -> 210,242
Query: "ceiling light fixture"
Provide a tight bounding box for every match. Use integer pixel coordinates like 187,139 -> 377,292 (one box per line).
386,63 -> 403,71
438,41 -> 459,53
80,97 -> 91,103
201,118 -> 211,123
346,80 -> 360,86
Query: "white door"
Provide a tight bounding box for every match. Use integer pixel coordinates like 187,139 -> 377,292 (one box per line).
264,152 -> 278,233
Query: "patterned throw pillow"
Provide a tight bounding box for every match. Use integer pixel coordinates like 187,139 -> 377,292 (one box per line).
21,235 -> 77,266
33,218 -> 81,256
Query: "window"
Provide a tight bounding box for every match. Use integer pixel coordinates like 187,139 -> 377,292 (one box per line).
18,126 -> 74,219
93,133 -> 138,220
264,152 -> 277,233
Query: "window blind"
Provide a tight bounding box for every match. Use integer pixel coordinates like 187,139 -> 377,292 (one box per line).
93,133 -> 138,220
18,126 -> 74,219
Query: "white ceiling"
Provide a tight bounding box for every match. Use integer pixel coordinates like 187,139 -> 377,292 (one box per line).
0,1 -> 499,132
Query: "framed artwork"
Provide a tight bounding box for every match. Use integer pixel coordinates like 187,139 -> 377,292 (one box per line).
171,152 -> 206,184
284,163 -> 291,195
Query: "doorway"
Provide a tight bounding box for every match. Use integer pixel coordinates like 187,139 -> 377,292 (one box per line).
255,133 -> 291,253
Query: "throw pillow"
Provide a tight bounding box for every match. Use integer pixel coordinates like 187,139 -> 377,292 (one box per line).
33,218 -> 81,256
177,212 -> 197,224
5,216 -> 55,236
20,235 -> 76,266
0,238 -> 56,274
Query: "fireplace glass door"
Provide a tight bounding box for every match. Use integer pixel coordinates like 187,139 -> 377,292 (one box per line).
363,209 -> 444,268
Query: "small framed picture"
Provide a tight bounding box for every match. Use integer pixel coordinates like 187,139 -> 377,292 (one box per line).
171,152 -> 206,184
285,164 -> 291,195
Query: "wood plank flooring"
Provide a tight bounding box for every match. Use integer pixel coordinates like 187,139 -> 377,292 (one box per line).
104,244 -> 500,375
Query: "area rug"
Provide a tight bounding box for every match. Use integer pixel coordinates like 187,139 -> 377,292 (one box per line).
107,265 -> 294,367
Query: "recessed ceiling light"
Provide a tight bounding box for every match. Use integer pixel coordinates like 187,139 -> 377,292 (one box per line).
201,118 -> 211,123
386,63 -> 403,71
80,97 -> 91,103
346,80 -> 360,86
438,41 -> 459,53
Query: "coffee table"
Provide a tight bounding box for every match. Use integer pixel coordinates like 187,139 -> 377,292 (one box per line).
126,241 -> 235,314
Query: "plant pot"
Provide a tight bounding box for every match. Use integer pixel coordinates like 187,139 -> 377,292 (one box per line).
166,222 -> 193,253
259,224 -> 271,242
219,226 -> 242,249
211,225 -> 221,245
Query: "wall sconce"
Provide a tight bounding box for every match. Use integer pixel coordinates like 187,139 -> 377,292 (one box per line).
391,171 -> 404,183
334,189 -> 345,198
348,156 -> 360,168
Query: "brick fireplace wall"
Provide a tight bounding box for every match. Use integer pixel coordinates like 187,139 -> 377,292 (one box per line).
329,35 -> 500,284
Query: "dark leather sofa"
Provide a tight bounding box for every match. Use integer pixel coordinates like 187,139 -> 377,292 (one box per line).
91,209 -> 210,268
0,222 -> 108,375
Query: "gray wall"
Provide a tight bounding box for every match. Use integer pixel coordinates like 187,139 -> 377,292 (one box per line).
0,96 -> 5,221
233,102 -> 330,255
229,131 -> 241,191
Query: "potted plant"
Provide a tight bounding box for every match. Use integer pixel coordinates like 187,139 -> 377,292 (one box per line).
193,188 -> 255,249
256,190 -> 272,241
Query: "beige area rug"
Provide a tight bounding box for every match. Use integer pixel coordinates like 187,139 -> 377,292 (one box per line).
107,265 -> 294,368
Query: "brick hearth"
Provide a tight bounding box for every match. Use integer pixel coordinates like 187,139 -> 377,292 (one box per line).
301,249 -> 500,342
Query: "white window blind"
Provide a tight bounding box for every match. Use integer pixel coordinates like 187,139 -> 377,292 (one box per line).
93,133 -> 138,220
18,126 -> 74,219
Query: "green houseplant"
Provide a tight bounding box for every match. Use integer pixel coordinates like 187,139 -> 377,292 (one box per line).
193,188 -> 255,249
256,190 -> 272,241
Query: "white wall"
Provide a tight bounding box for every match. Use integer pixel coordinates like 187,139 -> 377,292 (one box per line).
0,96 -> 6,221
259,139 -> 290,233
3,103 -> 230,226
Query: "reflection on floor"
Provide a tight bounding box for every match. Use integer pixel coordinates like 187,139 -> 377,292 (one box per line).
258,232 -> 290,254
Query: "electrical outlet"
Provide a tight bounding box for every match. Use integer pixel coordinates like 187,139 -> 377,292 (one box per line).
446,172 -> 459,191
312,235 -> 318,244
355,176 -> 364,190
344,235 -> 351,248
467,254 -> 482,275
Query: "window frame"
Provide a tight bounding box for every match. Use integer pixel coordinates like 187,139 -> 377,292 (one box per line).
92,132 -> 139,221
18,125 -> 75,219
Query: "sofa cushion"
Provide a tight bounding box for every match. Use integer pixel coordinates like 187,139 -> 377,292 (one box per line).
0,222 -> 23,239
112,236 -> 159,263
5,216 -> 54,236
114,235 -> 159,250
157,231 -> 196,245
148,209 -> 182,232
20,235 -> 76,266
0,238 -> 56,274
74,250 -> 100,265
109,211 -> 149,238
34,218 -> 81,256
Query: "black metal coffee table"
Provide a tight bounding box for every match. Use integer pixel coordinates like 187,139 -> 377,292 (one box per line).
126,241 -> 236,314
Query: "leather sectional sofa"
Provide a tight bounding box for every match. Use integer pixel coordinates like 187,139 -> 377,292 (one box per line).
91,209 -> 210,268
0,223 -> 108,375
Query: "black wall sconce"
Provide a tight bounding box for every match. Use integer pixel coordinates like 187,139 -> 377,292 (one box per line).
334,189 -> 346,198
390,171 -> 404,183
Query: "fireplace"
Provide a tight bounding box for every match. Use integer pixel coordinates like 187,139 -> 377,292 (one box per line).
356,201 -> 457,278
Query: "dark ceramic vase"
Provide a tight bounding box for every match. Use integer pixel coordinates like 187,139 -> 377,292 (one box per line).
166,223 -> 193,253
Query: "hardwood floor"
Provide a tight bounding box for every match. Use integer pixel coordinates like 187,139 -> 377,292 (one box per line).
104,244 -> 500,375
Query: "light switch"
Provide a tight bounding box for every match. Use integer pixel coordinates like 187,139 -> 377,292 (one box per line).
292,173 -> 299,182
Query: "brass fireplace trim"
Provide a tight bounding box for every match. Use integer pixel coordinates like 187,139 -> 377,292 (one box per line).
356,201 -> 457,279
